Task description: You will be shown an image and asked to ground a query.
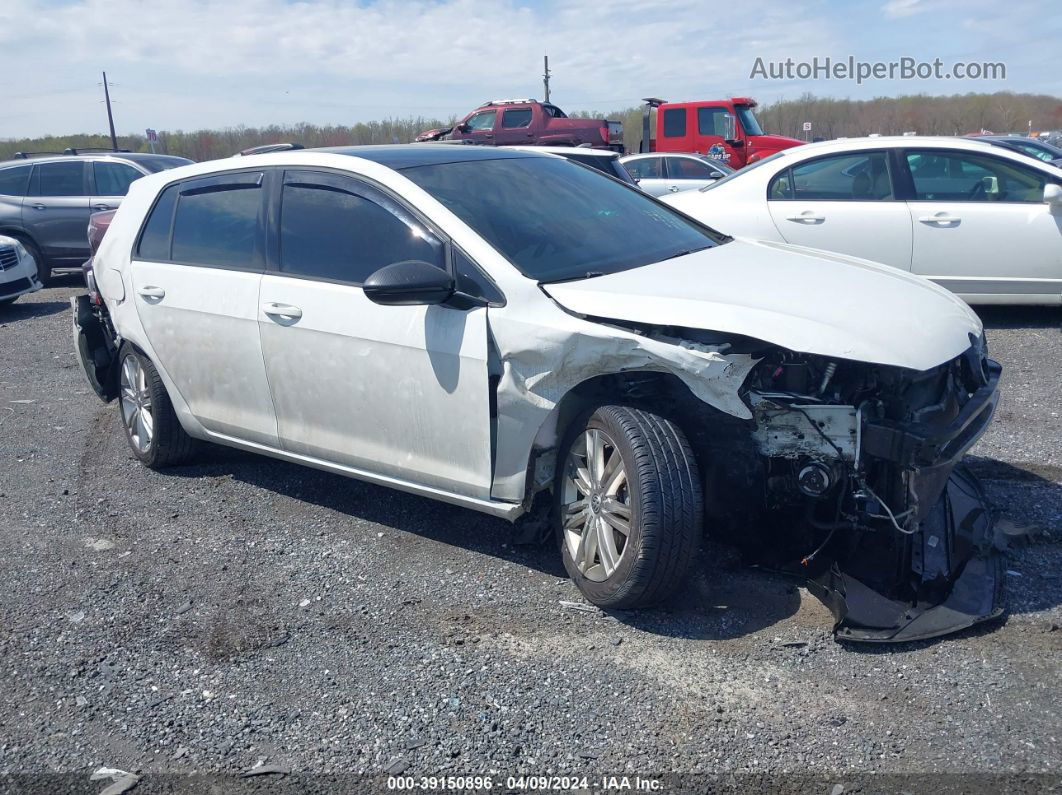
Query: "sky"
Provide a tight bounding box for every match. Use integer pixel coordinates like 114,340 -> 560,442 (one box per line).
1,0 -> 1058,138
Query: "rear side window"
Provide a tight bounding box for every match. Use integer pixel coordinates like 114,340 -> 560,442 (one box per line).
171,173 -> 264,268
905,149 -> 1051,202
279,170 -> 444,285
624,157 -> 663,179
33,161 -> 86,197
662,108 -> 687,137
502,109 -> 532,128
94,161 -> 142,196
0,165 -> 31,196
136,184 -> 179,260
668,157 -> 716,179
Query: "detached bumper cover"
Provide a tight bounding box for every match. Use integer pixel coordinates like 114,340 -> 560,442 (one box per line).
72,295 -> 118,402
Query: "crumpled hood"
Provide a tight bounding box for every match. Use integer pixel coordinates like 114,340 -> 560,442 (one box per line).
542,238 -> 982,372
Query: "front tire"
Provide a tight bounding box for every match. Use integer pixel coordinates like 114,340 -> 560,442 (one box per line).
554,405 -> 702,609
118,346 -> 196,469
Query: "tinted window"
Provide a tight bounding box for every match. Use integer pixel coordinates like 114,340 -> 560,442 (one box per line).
543,105 -> 567,119
662,108 -> 686,137
134,156 -> 195,173
279,171 -> 443,284
734,106 -> 764,136
624,157 -> 663,179
562,154 -> 633,183
466,111 -> 497,131
770,152 -> 893,201
502,109 -> 533,129
171,174 -> 263,267
906,150 -> 1050,202
0,165 -> 31,196
94,161 -> 142,196
404,156 -> 720,283
696,108 -> 729,137
35,161 -> 85,197
137,184 -> 178,260
668,157 -> 716,179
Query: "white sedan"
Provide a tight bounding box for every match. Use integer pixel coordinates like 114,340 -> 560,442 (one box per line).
664,136 -> 1062,305
0,234 -> 43,306
620,153 -> 732,196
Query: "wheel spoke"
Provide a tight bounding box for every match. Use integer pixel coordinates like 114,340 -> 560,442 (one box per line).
573,467 -> 593,497
564,503 -> 588,531
601,498 -> 631,535
596,516 -> 620,575
135,410 -> 150,449
587,430 -> 605,487
602,460 -> 626,496
124,404 -> 139,434
577,519 -> 598,574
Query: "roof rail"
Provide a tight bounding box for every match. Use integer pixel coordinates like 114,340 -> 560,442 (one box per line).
482,98 -> 537,107
63,147 -> 131,155
234,143 -> 305,157
11,151 -> 65,159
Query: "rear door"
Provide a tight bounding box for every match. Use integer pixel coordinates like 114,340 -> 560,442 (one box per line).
23,160 -> 91,263
90,159 -> 145,213
623,156 -> 668,195
767,150 -> 913,270
129,170 -> 279,446
493,106 -> 535,145
662,155 -> 728,194
902,148 -> 1062,298
258,168 -> 494,497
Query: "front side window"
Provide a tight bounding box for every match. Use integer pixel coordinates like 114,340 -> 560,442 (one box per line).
0,164 -> 31,196
696,108 -> 729,137
662,108 -> 687,138
502,109 -> 533,129
33,161 -> 85,197
136,184 -> 179,260
171,173 -> 263,268
279,171 -> 443,284
906,149 -> 1051,202
668,157 -> 716,180
94,161 -> 143,196
624,157 -> 663,180
769,152 -> 893,201
465,110 -> 497,132
403,155 -> 721,283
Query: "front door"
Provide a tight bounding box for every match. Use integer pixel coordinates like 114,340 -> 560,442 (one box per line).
902,149 -> 1062,298
691,106 -> 741,167
662,155 -> 727,194
258,169 -> 493,498
130,171 -> 279,447
24,161 -> 91,264
767,150 -> 913,270
623,157 -> 668,196
460,109 -> 499,146
90,159 -> 144,213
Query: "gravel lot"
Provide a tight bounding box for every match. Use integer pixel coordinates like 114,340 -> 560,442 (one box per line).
1,278 -> 1060,791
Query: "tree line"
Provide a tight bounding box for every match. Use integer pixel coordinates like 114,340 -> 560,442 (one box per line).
3,91 -> 1060,162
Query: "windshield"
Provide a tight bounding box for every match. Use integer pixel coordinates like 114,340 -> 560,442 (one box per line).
135,156 -> 194,173
403,156 -> 721,283
699,151 -> 786,191
735,105 -> 764,137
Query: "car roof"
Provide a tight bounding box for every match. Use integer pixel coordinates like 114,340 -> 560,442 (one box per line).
621,152 -> 708,160
0,152 -> 189,167
774,136 -> 1005,156
309,144 -> 544,170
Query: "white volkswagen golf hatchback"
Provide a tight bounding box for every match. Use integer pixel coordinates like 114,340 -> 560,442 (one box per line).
75,145 -> 1005,642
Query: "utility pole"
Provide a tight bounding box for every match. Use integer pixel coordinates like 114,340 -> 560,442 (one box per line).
543,55 -> 551,104
102,71 -> 117,150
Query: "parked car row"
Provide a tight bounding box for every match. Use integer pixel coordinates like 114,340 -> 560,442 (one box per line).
73,144 -> 1005,642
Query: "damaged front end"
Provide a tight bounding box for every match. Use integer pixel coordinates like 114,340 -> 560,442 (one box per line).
733,336 -> 1004,642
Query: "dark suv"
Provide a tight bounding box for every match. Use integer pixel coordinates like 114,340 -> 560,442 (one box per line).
0,150 -> 191,285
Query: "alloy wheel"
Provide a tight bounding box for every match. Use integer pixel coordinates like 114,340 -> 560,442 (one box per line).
119,354 -> 154,453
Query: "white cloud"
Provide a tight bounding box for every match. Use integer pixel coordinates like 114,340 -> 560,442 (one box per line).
881,0 -> 926,18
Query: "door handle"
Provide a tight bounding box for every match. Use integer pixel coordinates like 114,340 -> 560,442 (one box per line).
137,285 -> 166,300
668,185 -> 681,192
261,302 -> 303,321
786,212 -> 826,223
31,203 -> 45,211
918,214 -> 961,225
93,204 -> 113,211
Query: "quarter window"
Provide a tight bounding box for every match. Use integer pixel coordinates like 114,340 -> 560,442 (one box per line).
769,152 -> 893,201
171,174 -> 263,268
465,111 -> 497,132
94,161 -> 142,196
0,165 -> 31,196
502,109 -> 533,129
33,161 -> 85,197
624,157 -> 663,180
136,184 -> 179,260
905,150 -> 1052,202
279,171 -> 444,285
662,108 -> 687,138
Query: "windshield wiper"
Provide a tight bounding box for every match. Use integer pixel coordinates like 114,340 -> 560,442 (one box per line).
658,245 -> 712,262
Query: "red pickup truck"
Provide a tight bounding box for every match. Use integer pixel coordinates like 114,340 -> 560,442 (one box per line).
642,97 -> 803,168
416,99 -> 624,151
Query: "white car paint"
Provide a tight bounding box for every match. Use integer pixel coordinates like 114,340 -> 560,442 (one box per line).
664,136 -> 1062,304
92,148 -> 984,520
620,153 -> 731,196
0,235 -> 43,303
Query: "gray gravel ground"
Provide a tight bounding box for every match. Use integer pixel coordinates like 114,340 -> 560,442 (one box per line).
0,279 -> 1060,792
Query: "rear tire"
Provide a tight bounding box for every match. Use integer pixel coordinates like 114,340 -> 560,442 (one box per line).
554,405 -> 702,609
117,345 -> 196,469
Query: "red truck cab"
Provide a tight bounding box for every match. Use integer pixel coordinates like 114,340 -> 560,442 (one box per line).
417,99 -> 623,151
644,97 -> 803,168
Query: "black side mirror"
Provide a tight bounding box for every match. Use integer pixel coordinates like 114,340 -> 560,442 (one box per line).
363,260 -> 455,306
727,139 -> 744,147
456,123 -> 470,133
